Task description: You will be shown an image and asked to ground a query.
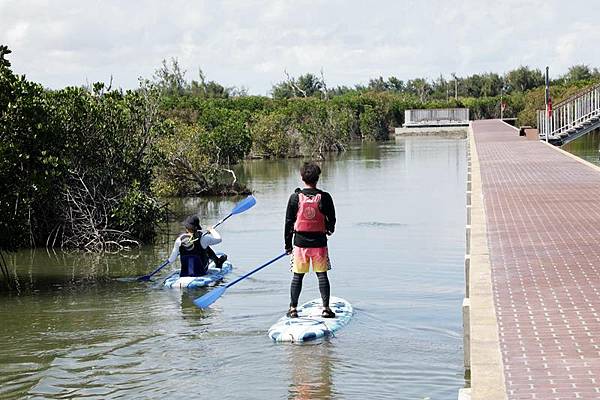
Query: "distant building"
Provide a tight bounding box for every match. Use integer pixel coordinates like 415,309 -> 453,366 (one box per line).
403,108 -> 469,127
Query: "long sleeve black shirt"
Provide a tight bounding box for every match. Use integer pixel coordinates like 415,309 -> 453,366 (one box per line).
284,187 -> 336,249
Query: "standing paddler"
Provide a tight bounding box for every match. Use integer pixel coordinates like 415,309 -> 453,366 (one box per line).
284,162 -> 337,318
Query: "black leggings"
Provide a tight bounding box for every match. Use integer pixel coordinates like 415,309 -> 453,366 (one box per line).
290,272 -> 330,308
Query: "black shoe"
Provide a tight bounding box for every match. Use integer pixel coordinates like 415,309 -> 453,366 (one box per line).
322,308 -> 336,318
215,255 -> 227,269
286,308 -> 298,318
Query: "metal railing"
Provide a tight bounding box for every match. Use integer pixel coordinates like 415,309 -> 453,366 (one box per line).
404,108 -> 469,127
538,83 -> 600,140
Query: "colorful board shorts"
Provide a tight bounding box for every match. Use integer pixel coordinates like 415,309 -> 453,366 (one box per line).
291,247 -> 331,273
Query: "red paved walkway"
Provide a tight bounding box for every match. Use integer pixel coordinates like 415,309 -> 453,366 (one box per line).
473,120 -> 600,400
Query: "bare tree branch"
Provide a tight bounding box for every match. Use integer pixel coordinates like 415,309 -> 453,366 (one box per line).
221,167 -> 237,186
320,68 -> 329,100
284,69 -> 307,98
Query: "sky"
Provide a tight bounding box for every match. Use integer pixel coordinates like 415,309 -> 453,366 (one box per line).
2,0 -> 600,95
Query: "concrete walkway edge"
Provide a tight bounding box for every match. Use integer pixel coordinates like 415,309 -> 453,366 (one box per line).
468,123 -> 508,399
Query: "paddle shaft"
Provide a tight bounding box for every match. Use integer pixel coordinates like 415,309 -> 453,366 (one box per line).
225,252 -> 287,288
193,251 -> 288,308
211,213 -> 232,230
139,260 -> 169,281
211,195 -> 255,230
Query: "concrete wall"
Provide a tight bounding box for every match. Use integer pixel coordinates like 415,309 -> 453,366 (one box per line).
460,123 -> 508,400
395,126 -> 467,138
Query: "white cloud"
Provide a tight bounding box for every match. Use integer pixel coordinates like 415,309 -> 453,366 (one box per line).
555,22 -> 600,70
5,21 -> 30,46
1,0 -> 600,94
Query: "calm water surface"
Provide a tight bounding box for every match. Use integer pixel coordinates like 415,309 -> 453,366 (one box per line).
1,137 -> 467,399
562,128 -> 600,165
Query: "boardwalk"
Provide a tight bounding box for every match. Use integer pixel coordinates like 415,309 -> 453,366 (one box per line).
470,120 -> 600,399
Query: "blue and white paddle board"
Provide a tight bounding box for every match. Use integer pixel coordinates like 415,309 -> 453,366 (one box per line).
268,296 -> 353,342
163,261 -> 233,289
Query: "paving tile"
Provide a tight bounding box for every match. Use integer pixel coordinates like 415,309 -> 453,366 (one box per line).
473,120 -> 600,399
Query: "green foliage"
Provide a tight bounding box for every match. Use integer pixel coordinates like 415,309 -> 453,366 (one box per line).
505,66 -> 545,93
0,45 -> 11,68
359,105 -> 388,140
7,44 -> 600,251
218,96 -> 274,113
190,68 -> 231,98
332,91 -> 413,137
367,77 -> 391,92
462,73 -> 504,97
0,62 -> 54,249
271,73 -> 325,99
250,111 -> 296,158
249,98 -> 355,159
405,78 -> 432,102
153,123 -> 210,196
0,49 -> 164,250
154,58 -> 187,96
562,64 -> 595,84
112,182 -> 162,242
291,100 -> 353,158
191,104 -> 252,164
515,87 -> 545,126
152,121 -> 250,196
461,96 -> 502,120
153,58 -> 242,100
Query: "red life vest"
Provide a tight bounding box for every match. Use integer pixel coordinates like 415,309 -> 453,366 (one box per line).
294,192 -> 326,233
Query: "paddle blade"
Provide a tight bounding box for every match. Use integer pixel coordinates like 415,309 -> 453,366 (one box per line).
193,286 -> 227,309
231,195 -> 256,215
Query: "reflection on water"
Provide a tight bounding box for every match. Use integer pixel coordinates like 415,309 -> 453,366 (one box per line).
2,250 -> 155,294
562,128 -> 600,164
1,137 -> 467,399
287,344 -> 334,400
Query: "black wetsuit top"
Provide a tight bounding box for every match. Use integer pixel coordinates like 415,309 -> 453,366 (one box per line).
284,187 -> 336,249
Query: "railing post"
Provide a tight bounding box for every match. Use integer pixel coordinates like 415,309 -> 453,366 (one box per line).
544,111 -> 547,138
568,102 -> 571,128
560,105 -> 563,133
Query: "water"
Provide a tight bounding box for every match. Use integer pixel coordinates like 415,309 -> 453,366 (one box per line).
0,137 -> 467,399
562,128 -> 600,165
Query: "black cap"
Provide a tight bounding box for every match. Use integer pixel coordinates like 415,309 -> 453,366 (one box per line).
184,215 -> 201,231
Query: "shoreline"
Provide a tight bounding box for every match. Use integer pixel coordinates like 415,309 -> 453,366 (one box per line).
395,126 -> 468,139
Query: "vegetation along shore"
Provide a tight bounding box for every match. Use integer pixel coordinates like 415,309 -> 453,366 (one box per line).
2,45 -> 599,251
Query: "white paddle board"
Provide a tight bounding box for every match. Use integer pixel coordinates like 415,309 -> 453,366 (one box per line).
163,261 -> 232,289
268,296 -> 353,342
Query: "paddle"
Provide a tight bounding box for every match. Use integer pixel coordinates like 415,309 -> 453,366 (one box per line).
136,260 -> 169,282
193,252 -> 287,309
136,195 -> 256,282
212,195 -> 256,229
